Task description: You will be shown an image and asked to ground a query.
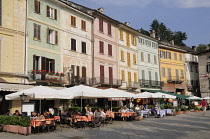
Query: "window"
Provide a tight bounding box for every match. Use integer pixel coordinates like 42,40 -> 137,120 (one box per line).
174,53 -> 177,60
109,67 -> 113,83
179,54 -> 182,61
108,44 -> 112,56
126,33 -> 130,47
71,38 -> 76,51
33,23 -> 41,40
0,39 -> 2,70
176,69 -> 179,80
47,6 -> 57,20
148,54 -> 150,63
133,54 -> 137,65
121,70 -> 125,81
108,23 -> 111,36
127,52 -> 131,67
149,71 -> 152,80
181,69 -> 184,78
166,52 -> 171,59
154,55 -> 157,64
162,68 -> 165,77
120,30 -> 123,40
81,42 -> 86,54
128,72 -> 131,82
100,65 -> 104,83
206,64 -> 210,73
71,16 -> 76,27
139,37 -> 144,44
34,0 -> 40,14
160,50 -> 165,58
121,50 -> 124,61
190,65 -> 193,72
155,72 -> 158,81
141,52 -> 144,62
47,28 -> 58,45
99,19 -> 103,32
132,36 -> 136,46
168,68 -> 171,80
0,0 -> 1,26
99,41 -> 104,54
134,73 -> 137,82
81,20 -> 86,31
142,70 -> 145,80
33,55 -> 55,72
82,66 -> 86,78
195,66 -> 198,73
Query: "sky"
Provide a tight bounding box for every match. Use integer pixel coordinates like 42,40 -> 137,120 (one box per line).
70,0 -> 210,47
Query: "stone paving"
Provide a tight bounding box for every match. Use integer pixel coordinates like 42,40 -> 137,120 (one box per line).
0,111 -> 210,139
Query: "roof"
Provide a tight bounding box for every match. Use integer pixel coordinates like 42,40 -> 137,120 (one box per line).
179,46 -> 198,55
144,90 -> 189,99
159,41 -> 187,53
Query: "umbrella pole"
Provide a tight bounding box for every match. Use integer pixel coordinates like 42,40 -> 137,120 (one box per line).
81,96 -> 82,112
111,99 -> 112,111
39,100 -> 41,113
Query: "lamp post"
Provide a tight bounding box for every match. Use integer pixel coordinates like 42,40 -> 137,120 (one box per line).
19,93 -> 27,113
68,68 -> 73,85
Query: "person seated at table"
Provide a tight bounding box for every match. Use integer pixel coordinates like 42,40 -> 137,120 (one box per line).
106,109 -> 112,115
36,113 -> 45,120
13,110 -> 21,116
140,105 -> 146,110
135,105 -> 140,111
100,109 -> 106,119
118,107 -> 123,112
72,108 -> 79,115
49,108 -> 55,118
30,111 -> 38,119
86,108 -> 94,116
93,109 -> 102,127
123,105 -> 129,111
121,107 -> 128,113
4,110 -> 11,116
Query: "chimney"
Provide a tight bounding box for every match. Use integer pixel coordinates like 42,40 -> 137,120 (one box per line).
191,46 -> 197,51
97,7 -> 104,13
206,46 -> 209,50
125,22 -> 130,26
170,40 -> 174,45
150,30 -> 155,38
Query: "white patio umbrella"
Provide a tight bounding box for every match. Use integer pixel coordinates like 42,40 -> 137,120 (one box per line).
203,96 -> 210,99
152,92 -> 176,99
104,88 -> 136,98
134,92 -> 153,98
186,96 -> 202,100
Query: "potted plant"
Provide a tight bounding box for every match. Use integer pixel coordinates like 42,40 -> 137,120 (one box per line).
175,107 -> 181,115
18,117 -> 31,135
194,106 -> 199,112
2,116 -> 11,132
9,116 -> 20,133
181,107 -> 188,114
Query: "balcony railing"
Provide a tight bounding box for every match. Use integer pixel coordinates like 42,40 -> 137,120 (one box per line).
167,76 -> 185,84
140,80 -> 163,89
94,77 -> 122,87
127,81 -> 139,89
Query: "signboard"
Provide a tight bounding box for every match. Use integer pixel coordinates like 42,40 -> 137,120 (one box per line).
22,102 -> 35,116
173,101 -> 178,107
108,98 -> 126,101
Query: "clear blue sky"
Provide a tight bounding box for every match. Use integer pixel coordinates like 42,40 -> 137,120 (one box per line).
70,0 -> 210,47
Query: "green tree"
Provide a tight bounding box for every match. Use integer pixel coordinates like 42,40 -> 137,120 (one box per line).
139,28 -> 150,36
150,19 -> 160,36
174,31 -> 187,46
196,44 -> 210,53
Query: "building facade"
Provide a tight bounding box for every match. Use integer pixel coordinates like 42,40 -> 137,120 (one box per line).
159,41 -> 187,95
137,31 -> 161,90
118,23 -> 139,91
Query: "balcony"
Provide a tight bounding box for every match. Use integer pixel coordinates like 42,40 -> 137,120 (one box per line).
94,77 -> 122,87
140,80 -> 163,89
167,76 -> 184,84
127,81 -> 139,89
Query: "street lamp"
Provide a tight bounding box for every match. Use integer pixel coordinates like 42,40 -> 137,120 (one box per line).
68,68 -> 73,85
19,93 -> 27,102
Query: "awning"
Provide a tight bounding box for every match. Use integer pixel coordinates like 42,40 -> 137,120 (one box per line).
144,90 -> 189,99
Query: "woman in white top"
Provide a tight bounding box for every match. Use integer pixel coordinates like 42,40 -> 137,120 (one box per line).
86,108 -> 94,116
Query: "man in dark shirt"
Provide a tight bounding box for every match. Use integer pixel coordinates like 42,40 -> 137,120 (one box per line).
201,99 -> 207,116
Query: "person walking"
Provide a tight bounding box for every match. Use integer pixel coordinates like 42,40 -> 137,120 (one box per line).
201,99 -> 207,116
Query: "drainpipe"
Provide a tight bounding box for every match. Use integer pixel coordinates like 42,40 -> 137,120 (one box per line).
24,0 -> 28,84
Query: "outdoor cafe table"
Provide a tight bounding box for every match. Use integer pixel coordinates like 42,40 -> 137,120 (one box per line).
114,112 -> 137,120
156,110 -> 166,117
30,118 -> 56,128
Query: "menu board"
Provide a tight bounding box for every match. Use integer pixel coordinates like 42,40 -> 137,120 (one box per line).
22,102 -> 35,116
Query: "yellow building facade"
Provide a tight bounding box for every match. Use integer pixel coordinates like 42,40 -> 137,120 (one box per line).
159,42 -> 187,95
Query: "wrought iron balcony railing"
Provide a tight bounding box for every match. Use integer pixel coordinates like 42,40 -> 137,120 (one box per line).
167,76 -> 185,84
140,80 -> 163,89
94,77 -> 122,86
127,81 -> 139,89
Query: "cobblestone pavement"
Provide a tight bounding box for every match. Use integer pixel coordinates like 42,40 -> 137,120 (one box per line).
0,111 -> 210,139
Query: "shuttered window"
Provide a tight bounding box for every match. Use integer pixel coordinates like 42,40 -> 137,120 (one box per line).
179,54 -> 182,61
109,67 -> 113,82
181,69 -> 184,78
100,65 -> 104,83
134,73 -> 137,82
174,53 -> 177,60
81,42 -> 86,53
71,38 -> 76,51
121,50 -> 124,61
120,30 -> 123,40
121,70 -> 125,81
47,28 -> 58,45
149,71 -> 152,80
148,54 -> 150,63
162,68 -> 165,77
155,72 -> 158,81
154,55 -> 157,64
142,70 -> 145,80
127,52 -> 131,67
0,0 -> 1,26
160,50 -> 165,58
126,33 -> 130,47
141,52 -> 144,62
99,19 -> 103,32
81,20 -> 86,31
71,16 -> 76,27
108,23 -> 111,36
34,23 -> 41,40
34,0 -> 40,14
47,6 -> 57,20
168,68 -> 171,80
108,44 -> 112,56
133,54 -> 137,64
128,72 -> 131,82
166,52 -> 171,59
176,69 -> 179,80
132,36 -> 136,46
99,41 -> 104,54
82,67 -> 86,78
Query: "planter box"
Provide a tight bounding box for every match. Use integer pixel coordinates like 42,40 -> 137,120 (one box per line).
3,125 -> 10,132
182,111 -> 188,114
176,111 -> 181,115
9,125 -> 19,133
194,110 -> 199,112
18,126 -> 31,135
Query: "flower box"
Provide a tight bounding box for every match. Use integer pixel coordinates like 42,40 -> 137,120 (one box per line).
18,126 -> 31,135
9,125 -> 19,133
3,125 -> 10,132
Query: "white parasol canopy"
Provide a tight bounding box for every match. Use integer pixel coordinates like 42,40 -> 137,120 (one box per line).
104,88 -> 136,98
5,86 -> 58,100
203,96 -> 210,99
186,95 -> 202,100
151,92 -> 176,99
134,92 -> 153,98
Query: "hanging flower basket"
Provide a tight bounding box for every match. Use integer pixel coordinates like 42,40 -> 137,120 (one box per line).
60,72 -> 64,77
55,72 -> 60,76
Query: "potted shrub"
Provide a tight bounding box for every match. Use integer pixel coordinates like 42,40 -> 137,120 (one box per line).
18,117 -> 31,135
189,105 -> 194,112
175,108 -> 181,115
2,116 -> 11,132
9,116 -> 20,133
194,106 -> 199,112
181,107 -> 188,114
